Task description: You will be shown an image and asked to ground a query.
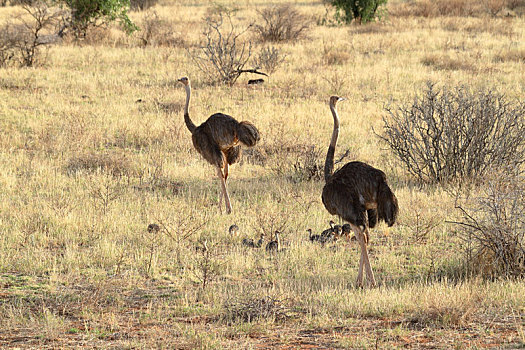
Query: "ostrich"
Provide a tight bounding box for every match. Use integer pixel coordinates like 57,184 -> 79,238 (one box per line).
147,223 -> 160,234
242,233 -> 264,248
322,96 -> 398,288
320,220 -> 336,238
308,228 -> 322,243
341,224 -> 354,240
178,77 -> 260,214
229,224 -> 239,236
265,231 -> 281,252
321,224 -> 342,244
255,233 -> 265,248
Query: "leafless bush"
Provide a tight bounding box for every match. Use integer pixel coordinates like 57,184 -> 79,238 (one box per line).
88,175 -> 124,216
451,172 -> 524,278
254,5 -> 310,42
407,210 -> 442,243
137,10 -> 185,47
323,72 -> 348,95
0,2 -> 65,67
223,295 -> 296,324
292,145 -> 351,183
291,145 -> 323,183
256,210 -> 289,243
191,240 -> 223,300
157,210 -> 208,267
379,82 -> 525,184
254,46 -> 286,74
190,12 -> 266,86
130,0 -> 158,11
242,147 -> 268,166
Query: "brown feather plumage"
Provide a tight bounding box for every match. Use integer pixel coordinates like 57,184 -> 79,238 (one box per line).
322,161 -> 398,228
194,113 -> 259,167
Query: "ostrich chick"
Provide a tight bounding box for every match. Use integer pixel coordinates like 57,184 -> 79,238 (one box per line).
266,231 -> 281,252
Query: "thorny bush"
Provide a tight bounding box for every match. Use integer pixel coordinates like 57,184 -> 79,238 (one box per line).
0,2 -> 65,67
379,82 -> 525,184
453,171 -> 524,278
190,11 -> 264,85
253,5 -> 310,42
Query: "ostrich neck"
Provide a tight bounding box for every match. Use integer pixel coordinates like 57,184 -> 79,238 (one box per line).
183,84 -> 196,133
324,104 -> 340,182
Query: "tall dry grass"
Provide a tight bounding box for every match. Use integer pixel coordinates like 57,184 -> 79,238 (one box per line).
0,0 -> 523,348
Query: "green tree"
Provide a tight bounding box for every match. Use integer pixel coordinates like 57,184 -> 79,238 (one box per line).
61,0 -> 137,36
328,0 -> 387,24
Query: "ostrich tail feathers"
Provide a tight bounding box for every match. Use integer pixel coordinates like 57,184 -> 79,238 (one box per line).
377,181 -> 398,227
237,121 -> 260,147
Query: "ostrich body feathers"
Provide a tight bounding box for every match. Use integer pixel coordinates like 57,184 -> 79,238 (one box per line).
322,161 -> 398,228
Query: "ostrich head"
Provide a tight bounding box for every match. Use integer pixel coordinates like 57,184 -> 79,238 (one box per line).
329,95 -> 346,107
177,76 -> 190,86
329,220 -> 335,229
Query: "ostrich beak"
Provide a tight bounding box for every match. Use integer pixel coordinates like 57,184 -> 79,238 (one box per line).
338,97 -> 347,102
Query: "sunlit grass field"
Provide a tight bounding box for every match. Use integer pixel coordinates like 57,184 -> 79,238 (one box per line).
0,0 -> 524,348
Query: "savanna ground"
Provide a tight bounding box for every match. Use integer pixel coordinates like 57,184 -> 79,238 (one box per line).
0,0 -> 524,348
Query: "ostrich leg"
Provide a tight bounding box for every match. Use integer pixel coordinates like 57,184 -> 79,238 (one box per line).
218,165 -> 231,214
224,164 -> 229,181
351,224 -> 376,288
217,167 -> 232,214
352,225 -> 365,288
356,244 -> 365,288
362,226 -> 376,287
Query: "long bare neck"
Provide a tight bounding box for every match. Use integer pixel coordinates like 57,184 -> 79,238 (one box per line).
324,104 -> 340,182
183,84 -> 196,133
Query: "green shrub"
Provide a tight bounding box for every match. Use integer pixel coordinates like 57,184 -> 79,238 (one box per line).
61,0 -> 137,37
327,0 -> 387,24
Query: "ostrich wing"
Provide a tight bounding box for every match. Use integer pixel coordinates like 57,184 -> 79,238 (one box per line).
192,127 -> 225,168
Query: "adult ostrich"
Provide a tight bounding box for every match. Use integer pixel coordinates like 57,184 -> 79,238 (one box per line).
178,77 -> 260,214
321,96 -> 398,288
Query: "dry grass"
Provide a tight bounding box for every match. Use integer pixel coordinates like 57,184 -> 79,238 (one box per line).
421,53 -> 475,71
0,0 -> 524,348
389,0 -> 524,17
494,48 -> 525,62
